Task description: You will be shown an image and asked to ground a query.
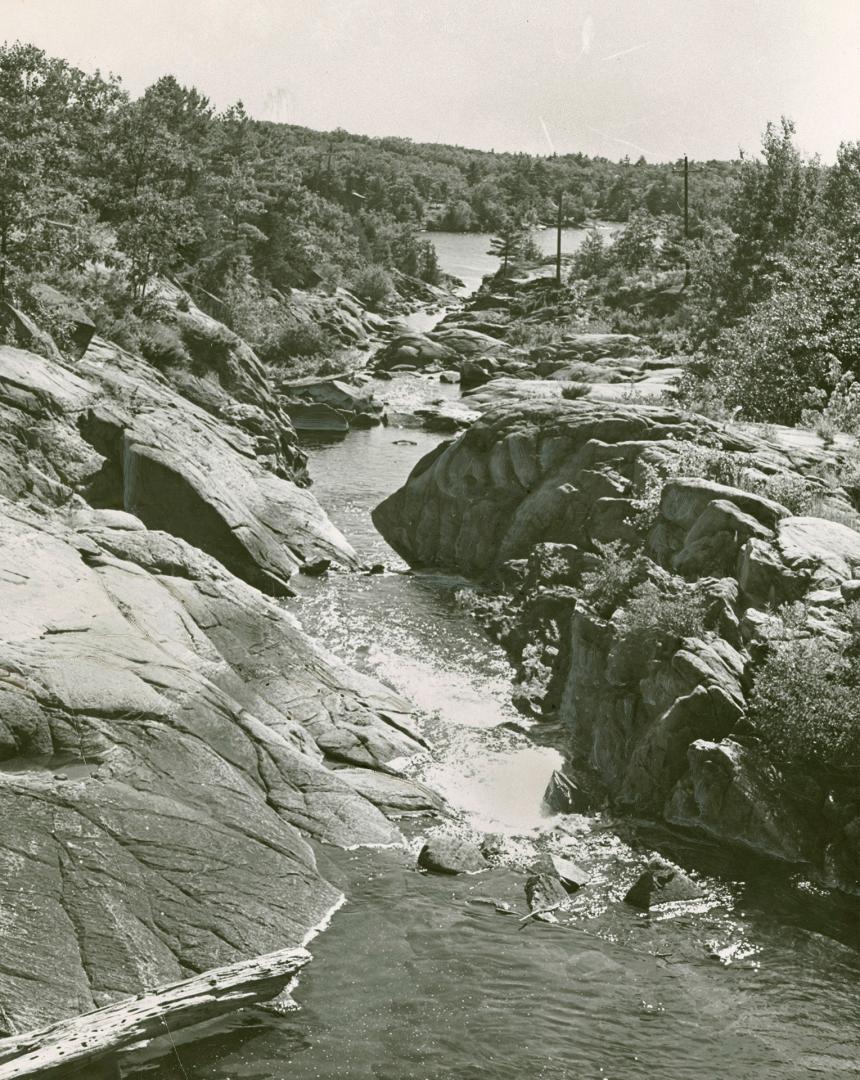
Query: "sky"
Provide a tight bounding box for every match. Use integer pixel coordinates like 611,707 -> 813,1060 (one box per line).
3,0 -> 860,163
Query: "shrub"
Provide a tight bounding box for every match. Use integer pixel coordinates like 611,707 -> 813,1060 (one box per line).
616,580 -> 708,645
561,381 -> 590,400
179,319 -> 235,374
581,541 -> 650,617
257,319 -> 336,363
801,359 -> 860,438
349,264 -> 394,309
138,321 -> 190,369
505,319 -> 570,348
747,637 -> 860,767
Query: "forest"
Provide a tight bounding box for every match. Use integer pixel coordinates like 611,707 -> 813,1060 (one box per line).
4,41 -> 860,432
0,43 -> 729,332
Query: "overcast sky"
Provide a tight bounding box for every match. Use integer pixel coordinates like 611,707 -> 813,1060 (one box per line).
4,0 -> 859,162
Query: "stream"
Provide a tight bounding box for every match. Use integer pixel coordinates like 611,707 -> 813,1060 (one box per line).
119,236 -> 860,1080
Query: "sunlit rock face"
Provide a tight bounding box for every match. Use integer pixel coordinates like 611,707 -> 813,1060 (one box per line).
0,305 -> 427,1030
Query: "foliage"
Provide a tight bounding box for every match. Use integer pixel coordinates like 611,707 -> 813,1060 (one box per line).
0,42 -> 123,300
609,211 -> 667,273
747,636 -> 860,767
570,228 -> 607,279
580,541 -> 650,617
560,381 -> 590,400
487,217 -> 535,274
616,580 -> 708,644
801,357 -> 860,438
348,264 -> 394,308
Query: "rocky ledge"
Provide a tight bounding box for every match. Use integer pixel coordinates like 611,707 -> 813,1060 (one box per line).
374,395 -> 860,892
0,288 -> 436,1038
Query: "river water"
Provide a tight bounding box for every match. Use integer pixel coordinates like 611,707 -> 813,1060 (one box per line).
424,225 -> 613,295
122,380 -> 860,1080
119,236 -> 860,1080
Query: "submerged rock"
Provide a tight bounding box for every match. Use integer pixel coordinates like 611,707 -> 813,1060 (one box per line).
524,873 -> 569,917
624,859 -> 703,910
534,852 -> 590,891
417,836 -> 489,874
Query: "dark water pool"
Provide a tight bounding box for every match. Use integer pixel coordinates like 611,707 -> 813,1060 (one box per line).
120,388 -> 860,1080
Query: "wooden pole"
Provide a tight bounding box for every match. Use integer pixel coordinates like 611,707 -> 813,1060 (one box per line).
683,155 -> 690,288
556,190 -> 563,286
0,947 -> 311,1079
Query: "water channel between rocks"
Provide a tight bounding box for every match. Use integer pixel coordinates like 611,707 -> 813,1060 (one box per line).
119,235 -> 860,1080
121,377 -> 860,1080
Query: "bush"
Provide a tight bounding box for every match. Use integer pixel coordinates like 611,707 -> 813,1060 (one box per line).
801,359 -> 860,438
138,321 -> 190,369
561,381 -> 590,400
616,580 -> 708,644
747,637 -> 860,767
257,319 -> 336,363
348,264 -> 394,308
581,541 -> 650,617
178,318 -> 236,374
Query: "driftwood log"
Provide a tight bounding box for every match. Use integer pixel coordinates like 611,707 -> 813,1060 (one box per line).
0,946 -> 312,1079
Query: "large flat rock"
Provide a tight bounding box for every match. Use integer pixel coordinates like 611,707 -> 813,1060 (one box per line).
0,502 -> 421,1033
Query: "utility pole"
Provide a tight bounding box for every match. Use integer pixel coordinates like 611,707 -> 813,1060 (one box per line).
556,190 -> 563,286
683,155 -> 690,288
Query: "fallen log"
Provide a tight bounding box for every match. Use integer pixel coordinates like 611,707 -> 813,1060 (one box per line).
0,946 -> 312,1079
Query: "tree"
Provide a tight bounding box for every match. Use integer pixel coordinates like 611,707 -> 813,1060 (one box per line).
104,76 -> 213,296
571,227 -> 607,278
0,42 -> 121,301
688,118 -> 820,347
194,103 -> 267,291
488,216 -> 528,274
610,211 -> 664,273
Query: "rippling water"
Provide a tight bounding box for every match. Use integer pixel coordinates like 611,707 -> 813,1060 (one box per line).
121,381 -> 860,1080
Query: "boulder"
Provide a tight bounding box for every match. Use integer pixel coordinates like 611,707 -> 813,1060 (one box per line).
659,479 -> 788,534
373,333 -> 458,372
374,399 -> 759,577
280,375 -> 384,427
458,356 -> 500,389
334,768 -> 445,815
0,301 -> 63,361
542,768 -> 594,814
624,858 -> 703,910
283,401 -> 350,433
666,739 -> 813,864
776,516 -> 860,588
417,836 -> 489,874
533,852 -> 589,891
524,873 -> 569,916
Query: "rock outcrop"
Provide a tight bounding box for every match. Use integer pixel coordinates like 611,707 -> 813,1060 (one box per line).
374,396 -> 860,891
0,339 -> 356,595
0,501 -> 423,1033
0,293 -> 431,1034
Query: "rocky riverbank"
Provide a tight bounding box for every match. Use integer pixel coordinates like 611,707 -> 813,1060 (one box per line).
374,387 -> 860,895
0,281 -> 447,1040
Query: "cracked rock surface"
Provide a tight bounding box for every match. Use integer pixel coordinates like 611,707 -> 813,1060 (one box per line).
0,305 -> 426,1034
